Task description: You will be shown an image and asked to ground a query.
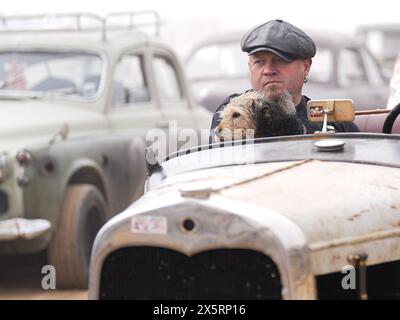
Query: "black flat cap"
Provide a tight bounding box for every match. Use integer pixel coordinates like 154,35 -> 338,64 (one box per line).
241,19 -> 316,61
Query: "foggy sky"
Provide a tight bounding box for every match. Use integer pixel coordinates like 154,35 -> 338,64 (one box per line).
1,0 -> 398,57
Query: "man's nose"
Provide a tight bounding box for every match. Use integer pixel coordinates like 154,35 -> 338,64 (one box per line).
261,60 -> 278,75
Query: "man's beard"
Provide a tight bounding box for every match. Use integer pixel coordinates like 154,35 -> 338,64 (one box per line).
261,88 -> 296,114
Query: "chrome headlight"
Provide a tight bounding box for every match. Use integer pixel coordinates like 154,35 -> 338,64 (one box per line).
0,153 -> 8,183
15,150 -> 31,167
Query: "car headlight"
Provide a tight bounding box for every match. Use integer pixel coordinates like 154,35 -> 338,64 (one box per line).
0,152 -> 8,183
15,150 -> 31,167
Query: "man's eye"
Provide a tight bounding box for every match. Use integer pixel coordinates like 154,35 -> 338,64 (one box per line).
274,57 -> 288,65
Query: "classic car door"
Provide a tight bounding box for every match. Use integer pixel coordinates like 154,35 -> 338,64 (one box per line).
106,50 -> 162,142
149,47 -> 201,154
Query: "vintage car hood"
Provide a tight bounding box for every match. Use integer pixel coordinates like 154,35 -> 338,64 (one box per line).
158,160 -> 400,244
150,158 -> 400,274
0,99 -> 110,151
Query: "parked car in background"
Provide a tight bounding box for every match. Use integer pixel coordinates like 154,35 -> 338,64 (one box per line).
0,12 -> 210,289
387,53 -> 400,109
89,101 -> 400,300
354,53 -> 400,134
356,23 -> 400,76
186,29 -> 389,112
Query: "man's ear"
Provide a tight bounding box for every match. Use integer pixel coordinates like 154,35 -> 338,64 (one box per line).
304,58 -> 312,77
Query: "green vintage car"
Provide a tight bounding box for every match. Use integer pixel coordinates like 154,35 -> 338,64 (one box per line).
0,12 -> 211,288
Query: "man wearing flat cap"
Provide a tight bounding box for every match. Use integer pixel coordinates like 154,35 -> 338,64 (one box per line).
210,19 -> 359,139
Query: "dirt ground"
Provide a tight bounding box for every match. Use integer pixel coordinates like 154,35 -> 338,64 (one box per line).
0,252 -> 87,300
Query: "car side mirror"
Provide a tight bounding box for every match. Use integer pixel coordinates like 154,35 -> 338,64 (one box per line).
307,99 -> 355,123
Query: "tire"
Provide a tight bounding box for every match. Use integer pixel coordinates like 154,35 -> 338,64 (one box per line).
47,184 -> 108,289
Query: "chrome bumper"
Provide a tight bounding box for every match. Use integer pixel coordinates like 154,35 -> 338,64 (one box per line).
0,218 -> 51,241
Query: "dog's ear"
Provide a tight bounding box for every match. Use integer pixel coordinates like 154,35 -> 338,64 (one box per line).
249,98 -> 264,113
258,100 -> 276,116
260,105 -> 269,114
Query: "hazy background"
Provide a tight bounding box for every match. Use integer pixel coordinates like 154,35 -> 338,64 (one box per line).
1,0 -> 399,58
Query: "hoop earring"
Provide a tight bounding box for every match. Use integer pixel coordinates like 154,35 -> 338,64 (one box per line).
304,77 -> 308,83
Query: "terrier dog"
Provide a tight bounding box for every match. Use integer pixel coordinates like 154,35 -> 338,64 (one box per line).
215,91 -> 305,141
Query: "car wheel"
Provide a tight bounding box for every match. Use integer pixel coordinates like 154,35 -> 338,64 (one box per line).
47,184 -> 108,289
383,102 -> 400,133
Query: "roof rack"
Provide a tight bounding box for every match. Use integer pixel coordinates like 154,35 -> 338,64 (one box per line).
0,11 -> 161,40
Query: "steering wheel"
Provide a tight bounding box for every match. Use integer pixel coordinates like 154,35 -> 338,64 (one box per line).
383,101 -> 400,134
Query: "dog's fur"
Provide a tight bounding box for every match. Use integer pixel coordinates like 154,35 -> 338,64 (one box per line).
215,91 -> 305,141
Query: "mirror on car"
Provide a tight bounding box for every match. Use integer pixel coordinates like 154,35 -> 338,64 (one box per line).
307,99 -> 355,123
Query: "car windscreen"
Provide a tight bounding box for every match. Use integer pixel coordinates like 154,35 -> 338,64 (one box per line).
186,42 -> 248,80
0,51 -> 103,98
308,46 -> 334,84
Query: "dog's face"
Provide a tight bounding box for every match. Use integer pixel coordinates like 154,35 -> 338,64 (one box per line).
215,92 -> 264,141
215,91 -> 305,141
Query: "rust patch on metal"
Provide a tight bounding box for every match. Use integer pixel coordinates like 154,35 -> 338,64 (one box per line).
347,210 -> 368,221
391,221 -> 400,228
348,213 -> 361,221
331,253 -> 341,263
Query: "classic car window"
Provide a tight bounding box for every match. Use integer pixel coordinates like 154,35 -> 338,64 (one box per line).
186,43 -> 248,80
153,56 -> 182,103
363,29 -> 400,68
338,48 -> 368,86
112,54 -> 150,107
361,49 -> 384,86
0,51 -> 103,97
387,54 -> 400,108
308,47 -> 333,83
